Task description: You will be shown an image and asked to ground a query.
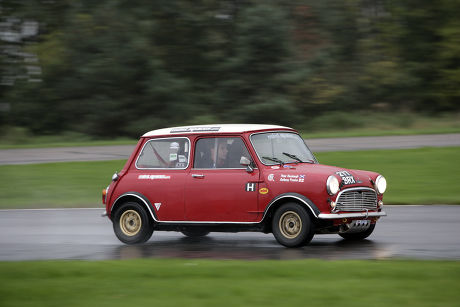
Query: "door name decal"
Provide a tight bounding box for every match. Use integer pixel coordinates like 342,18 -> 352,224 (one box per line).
138,175 -> 171,180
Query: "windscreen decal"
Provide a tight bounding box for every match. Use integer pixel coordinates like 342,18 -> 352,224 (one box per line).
171,127 -> 220,133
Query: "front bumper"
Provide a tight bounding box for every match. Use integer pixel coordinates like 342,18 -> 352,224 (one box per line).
318,211 -> 386,219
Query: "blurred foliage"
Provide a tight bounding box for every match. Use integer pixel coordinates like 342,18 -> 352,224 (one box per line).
1,0 -> 459,137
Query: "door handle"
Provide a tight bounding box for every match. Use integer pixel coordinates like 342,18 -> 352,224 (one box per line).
192,174 -> 205,179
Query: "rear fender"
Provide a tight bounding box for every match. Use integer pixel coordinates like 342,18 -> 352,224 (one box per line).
110,192 -> 157,222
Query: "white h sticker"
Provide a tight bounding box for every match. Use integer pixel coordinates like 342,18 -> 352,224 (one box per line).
246,183 -> 256,192
154,203 -> 162,210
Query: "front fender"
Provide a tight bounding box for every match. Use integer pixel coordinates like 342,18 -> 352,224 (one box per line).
261,192 -> 320,222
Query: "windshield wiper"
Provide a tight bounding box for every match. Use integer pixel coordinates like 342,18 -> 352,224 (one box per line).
282,152 -> 316,164
282,152 -> 302,163
262,156 -> 284,165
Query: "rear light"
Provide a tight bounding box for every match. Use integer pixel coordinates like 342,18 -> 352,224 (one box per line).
102,188 -> 107,204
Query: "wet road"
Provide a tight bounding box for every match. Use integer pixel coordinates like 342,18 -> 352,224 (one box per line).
1,134 -> 459,165
1,205 -> 459,261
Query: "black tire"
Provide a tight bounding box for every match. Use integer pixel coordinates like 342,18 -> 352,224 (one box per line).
181,228 -> 210,238
113,202 -> 154,244
272,203 -> 314,247
339,223 -> 376,240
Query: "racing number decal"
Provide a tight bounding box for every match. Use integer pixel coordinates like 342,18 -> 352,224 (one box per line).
335,171 -> 356,185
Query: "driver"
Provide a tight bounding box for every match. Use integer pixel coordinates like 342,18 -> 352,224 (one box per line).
196,139 -> 229,168
210,140 -> 228,168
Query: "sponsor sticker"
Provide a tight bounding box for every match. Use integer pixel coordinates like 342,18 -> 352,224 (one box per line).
259,188 -> 269,194
138,175 -> 171,180
170,153 -> 178,161
271,166 -> 280,169
154,203 -> 162,210
268,174 -> 275,181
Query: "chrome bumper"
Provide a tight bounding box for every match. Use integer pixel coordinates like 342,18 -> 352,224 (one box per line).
101,210 -> 108,217
318,211 -> 386,219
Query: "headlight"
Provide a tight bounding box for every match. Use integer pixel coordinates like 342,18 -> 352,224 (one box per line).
326,175 -> 340,195
375,175 -> 387,194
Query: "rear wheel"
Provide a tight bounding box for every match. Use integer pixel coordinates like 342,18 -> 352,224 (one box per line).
272,203 -> 314,247
339,223 -> 375,240
113,202 -> 154,244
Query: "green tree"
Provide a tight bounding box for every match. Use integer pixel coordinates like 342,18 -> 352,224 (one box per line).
219,2 -> 299,124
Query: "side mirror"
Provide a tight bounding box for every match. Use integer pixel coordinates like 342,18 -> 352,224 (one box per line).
240,156 -> 253,173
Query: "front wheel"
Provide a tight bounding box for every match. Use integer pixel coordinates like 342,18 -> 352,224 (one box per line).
113,202 -> 154,244
339,223 -> 376,240
272,203 -> 314,247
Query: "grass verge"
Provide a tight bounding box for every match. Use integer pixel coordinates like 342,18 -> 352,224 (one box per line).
317,146 -> 460,205
0,127 -> 137,149
0,160 -> 126,209
0,259 -> 459,307
0,147 -> 459,209
301,111 -> 460,138
1,112 -> 460,148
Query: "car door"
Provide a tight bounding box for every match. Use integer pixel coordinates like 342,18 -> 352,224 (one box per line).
185,136 -> 260,222
129,137 -> 190,221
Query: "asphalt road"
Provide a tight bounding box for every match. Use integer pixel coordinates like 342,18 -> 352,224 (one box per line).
1,205 -> 459,261
1,133 -> 459,165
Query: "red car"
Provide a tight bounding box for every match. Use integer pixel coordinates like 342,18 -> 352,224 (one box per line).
102,124 -> 387,247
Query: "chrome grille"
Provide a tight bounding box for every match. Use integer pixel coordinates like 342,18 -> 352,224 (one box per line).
336,188 -> 377,212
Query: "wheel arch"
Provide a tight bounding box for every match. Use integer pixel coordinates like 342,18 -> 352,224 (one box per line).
261,193 -> 320,225
110,192 -> 157,222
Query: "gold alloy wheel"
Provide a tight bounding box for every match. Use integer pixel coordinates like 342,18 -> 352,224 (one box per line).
279,211 -> 303,239
120,210 -> 142,236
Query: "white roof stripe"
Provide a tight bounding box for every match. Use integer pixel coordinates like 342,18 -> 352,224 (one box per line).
142,124 -> 293,137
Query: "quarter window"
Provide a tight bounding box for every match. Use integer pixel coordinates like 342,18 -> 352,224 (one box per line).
194,137 -> 253,169
136,138 -> 190,169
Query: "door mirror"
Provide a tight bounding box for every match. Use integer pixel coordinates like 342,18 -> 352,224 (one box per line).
240,156 -> 253,173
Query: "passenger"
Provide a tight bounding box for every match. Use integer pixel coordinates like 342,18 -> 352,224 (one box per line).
195,139 -> 228,168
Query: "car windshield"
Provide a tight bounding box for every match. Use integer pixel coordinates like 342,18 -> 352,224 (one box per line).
251,132 -> 317,165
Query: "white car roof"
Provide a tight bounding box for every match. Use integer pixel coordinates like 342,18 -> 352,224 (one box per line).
142,124 -> 293,137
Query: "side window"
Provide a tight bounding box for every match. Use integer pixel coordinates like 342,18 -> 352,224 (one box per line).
194,137 -> 253,169
136,138 -> 190,169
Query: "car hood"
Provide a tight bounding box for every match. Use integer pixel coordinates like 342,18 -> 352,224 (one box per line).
272,163 -> 379,188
